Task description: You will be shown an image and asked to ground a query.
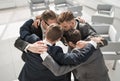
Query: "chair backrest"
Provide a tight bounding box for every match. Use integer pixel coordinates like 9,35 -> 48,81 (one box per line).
108,25 -> 117,41
97,4 -> 112,11
31,0 -> 45,4
54,0 -> 66,5
118,37 -> 120,41
68,5 -> 82,17
92,24 -> 110,34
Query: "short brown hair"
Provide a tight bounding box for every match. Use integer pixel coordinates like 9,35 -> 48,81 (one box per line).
46,24 -> 63,42
41,10 -> 57,21
64,29 -> 81,44
57,11 -> 74,24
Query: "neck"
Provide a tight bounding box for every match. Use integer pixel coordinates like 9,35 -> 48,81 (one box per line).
41,21 -> 46,30
46,38 -> 55,45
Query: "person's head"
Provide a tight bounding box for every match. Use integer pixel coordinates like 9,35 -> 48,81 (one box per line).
64,29 -> 81,49
40,10 -> 57,30
57,11 -> 76,31
46,24 -> 63,44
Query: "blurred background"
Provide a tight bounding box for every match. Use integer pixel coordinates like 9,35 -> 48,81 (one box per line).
0,0 -> 120,81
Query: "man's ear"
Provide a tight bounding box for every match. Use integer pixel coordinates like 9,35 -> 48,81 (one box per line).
57,38 -> 61,41
68,41 -> 75,48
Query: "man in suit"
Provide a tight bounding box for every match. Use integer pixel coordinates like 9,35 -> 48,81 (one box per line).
42,29 -> 110,81
15,10 -> 57,61
14,10 -> 106,81
14,10 -> 84,81
18,23 -> 98,81
47,11 -> 109,81
14,10 -> 86,58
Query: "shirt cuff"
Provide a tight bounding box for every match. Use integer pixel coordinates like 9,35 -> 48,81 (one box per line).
24,44 -> 30,53
88,40 -> 97,49
41,52 -> 49,60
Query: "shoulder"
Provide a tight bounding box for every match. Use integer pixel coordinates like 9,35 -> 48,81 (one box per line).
54,46 -> 62,50
26,19 -> 34,23
71,48 -> 81,54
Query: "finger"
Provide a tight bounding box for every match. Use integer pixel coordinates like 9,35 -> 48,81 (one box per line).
38,49 -> 47,53
99,41 -> 104,45
36,41 -> 44,44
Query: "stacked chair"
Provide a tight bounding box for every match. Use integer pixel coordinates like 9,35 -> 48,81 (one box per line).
92,18 -> 120,70
92,4 -> 114,24
28,0 -> 49,15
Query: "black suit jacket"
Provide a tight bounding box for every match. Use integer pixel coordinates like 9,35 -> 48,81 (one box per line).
16,19 -> 70,81
14,19 -> 43,61
18,50 -> 70,81
48,44 -> 96,65
20,19 -> 42,43
76,20 -> 97,40
15,19 -> 96,81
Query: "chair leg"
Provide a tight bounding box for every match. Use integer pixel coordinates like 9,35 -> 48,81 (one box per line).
112,60 -> 117,70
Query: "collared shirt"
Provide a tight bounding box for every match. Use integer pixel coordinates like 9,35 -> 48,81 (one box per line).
74,21 -> 78,29
41,23 -> 46,39
40,39 -> 52,60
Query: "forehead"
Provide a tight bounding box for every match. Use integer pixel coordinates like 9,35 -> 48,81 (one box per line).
47,19 -> 57,24
60,21 -> 70,25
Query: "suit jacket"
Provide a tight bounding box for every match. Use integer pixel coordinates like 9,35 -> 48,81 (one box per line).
14,19 -> 108,81
17,19 -> 95,81
14,19 -> 43,61
14,19 -> 43,51
20,19 -> 43,43
18,41 -> 96,81
17,19 -> 71,81
14,19 -> 97,52
47,44 -> 96,65
76,20 -> 97,40
43,48 -> 110,81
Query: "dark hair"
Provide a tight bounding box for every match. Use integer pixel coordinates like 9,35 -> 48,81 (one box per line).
64,29 -> 81,44
41,10 -> 57,21
57,11 -> 74,24
46,24 -> 63,42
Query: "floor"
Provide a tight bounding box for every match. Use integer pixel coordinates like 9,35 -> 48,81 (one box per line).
0,5 -> 120,81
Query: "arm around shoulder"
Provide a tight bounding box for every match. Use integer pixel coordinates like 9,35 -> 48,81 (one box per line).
14,37 -> 29,52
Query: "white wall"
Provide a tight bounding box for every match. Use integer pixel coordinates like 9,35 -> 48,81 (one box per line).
15,0 -> 28,7
102,0 -> 120,8
0,0 -> 28,9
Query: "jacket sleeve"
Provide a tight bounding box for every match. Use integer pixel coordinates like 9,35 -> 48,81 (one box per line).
20,19 -> 40,43
79,23 -> 108,47
14,37 -> 29,52
42,55 -> 79,76
78,23 -> 97,40
48,43 -> 96,65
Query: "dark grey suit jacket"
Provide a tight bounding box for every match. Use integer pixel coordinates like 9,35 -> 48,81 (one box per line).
43,48 -> 110,81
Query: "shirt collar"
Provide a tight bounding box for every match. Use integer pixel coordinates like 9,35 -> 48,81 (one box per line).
74,21 -> 78,29
43,38 -> 52,46
41,23 -> 46,33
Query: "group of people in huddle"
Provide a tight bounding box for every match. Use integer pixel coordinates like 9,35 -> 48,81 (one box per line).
14,10 -> 110,81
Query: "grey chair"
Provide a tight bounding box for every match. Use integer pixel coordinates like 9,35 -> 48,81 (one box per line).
28,0 -> 49,15
92,15 -> 114,24
92,24 -> 120,70
54,0 -> 72,10
97,4 -> 113,15
67,5 -> 83,17
91,4 -> 114,24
